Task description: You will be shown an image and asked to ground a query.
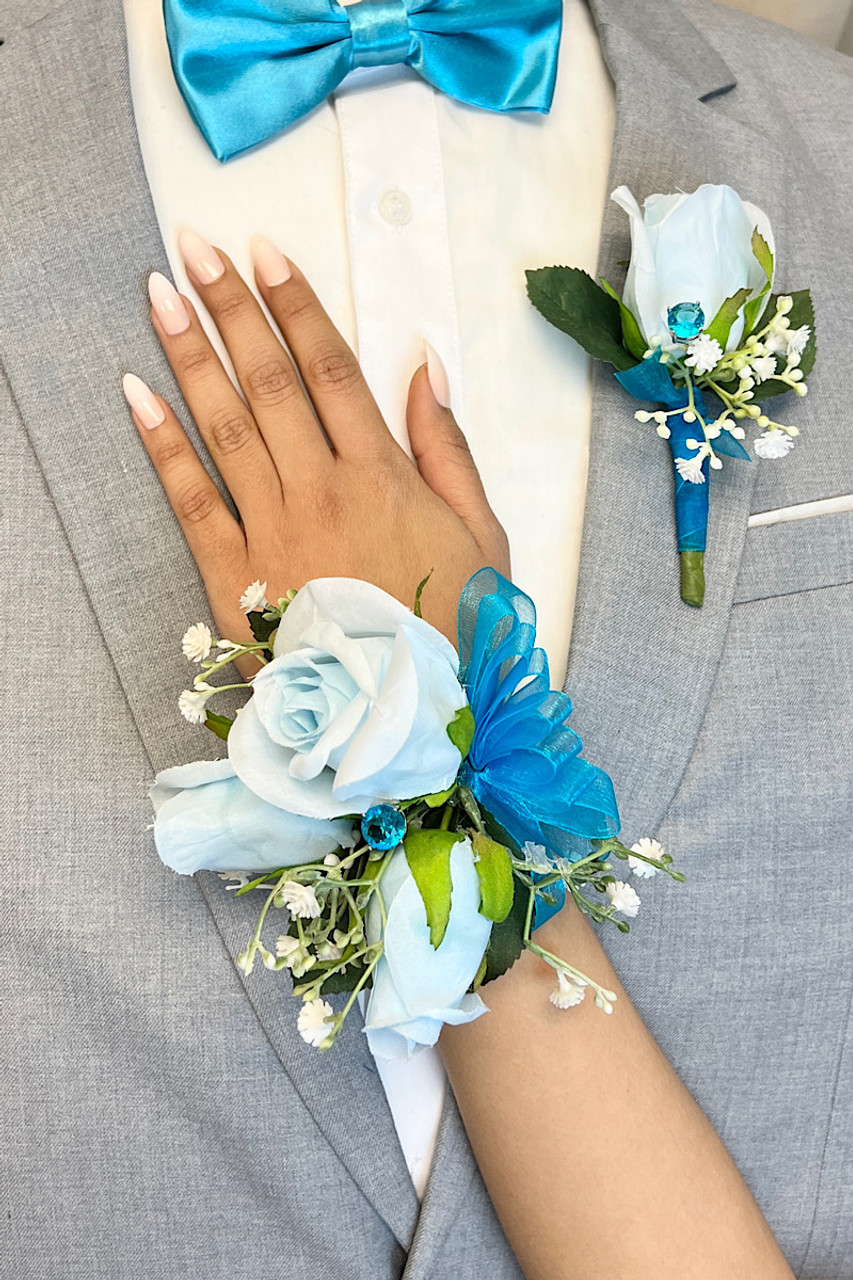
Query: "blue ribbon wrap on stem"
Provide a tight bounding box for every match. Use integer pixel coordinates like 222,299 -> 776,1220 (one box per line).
456,569 -> 620,926
615,356 -> 751,555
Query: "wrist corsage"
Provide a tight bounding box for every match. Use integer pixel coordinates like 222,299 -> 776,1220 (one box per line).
527,183 -> 816,608
152,571 -> 683,1059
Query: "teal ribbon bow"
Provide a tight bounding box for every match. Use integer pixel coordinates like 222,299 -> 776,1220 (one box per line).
163,0 -> 563,162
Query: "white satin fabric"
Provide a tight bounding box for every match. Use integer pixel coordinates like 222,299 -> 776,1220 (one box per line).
124,0 -> 615,1199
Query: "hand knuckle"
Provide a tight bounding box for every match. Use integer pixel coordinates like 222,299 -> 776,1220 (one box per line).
152,438 -> 188,471
175,346 -> 213,378
276,289 -> 315,324
209,408 -> 256,456
212,291 -> 249,322
245,357 -> 297,406
177,483 -> 218,525
309,345 -> 360,394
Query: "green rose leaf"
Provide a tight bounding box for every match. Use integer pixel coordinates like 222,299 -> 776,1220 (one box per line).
752,228 -> 774,284
755,289 -> 817,398
204,711 -> 233,741
599,278 -> 648,362
525,266 -> 637,371
246,610 -> 278,647
447,705 -> 475,760
742,229 -> 774,336
472,832 -> 515,923
413,570 -> 433,619
706,287 -> 752,350
420,786 -> 457,809
481,876 -> 530,985
404,828 -> 464,949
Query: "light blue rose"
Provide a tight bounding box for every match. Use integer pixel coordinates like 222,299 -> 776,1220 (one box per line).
612,183 -> 774,351
228,578 -> 467,819
150,759 -> 352,875
363,839 -> 492,1060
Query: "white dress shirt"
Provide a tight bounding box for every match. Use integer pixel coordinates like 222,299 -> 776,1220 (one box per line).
124,0 -> 616,1199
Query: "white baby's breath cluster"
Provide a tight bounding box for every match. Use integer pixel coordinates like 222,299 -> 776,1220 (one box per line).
177,584 -> 300,725
634,295 -> 811,484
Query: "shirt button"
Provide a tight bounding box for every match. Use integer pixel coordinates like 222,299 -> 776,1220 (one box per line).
378,186 -> 413,226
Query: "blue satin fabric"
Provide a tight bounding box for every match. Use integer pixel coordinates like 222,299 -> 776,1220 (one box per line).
163,0 -> 563,162
456,569 -> 620,919
615,356 -> 750,555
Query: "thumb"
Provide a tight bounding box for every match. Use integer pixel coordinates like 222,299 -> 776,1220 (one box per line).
406,358 -> 499,547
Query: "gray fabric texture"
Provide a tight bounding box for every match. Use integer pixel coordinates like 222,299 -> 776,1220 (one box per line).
0,0 -> 850,1276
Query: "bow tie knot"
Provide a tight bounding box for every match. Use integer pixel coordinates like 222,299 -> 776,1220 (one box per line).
164,0 -> 563,162
349,0 -> 414,69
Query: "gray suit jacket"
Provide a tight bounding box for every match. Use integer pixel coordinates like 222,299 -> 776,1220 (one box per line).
1,0 -> 851,1276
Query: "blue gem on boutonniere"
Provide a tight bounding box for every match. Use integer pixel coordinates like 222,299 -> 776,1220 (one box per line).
525,183 -> 817,609
361,804 -> 407,851
667,301 -> 705,342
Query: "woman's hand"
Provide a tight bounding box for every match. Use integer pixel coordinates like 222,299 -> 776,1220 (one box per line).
123,231 -> 509,646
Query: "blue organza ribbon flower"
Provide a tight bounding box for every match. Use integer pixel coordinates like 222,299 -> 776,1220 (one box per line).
456,569 -> 620,867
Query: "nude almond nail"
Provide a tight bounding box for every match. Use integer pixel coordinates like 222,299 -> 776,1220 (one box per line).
148,272 -> 190,335
250,234 -> 292,287
122,372 -> 166,429
424,340 -> 452,409
178,228 -> 225,284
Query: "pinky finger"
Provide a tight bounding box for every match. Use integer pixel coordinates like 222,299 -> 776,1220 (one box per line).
122,373 -> 245,580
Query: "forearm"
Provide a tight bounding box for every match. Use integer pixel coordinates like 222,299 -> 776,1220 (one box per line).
439,898 -> 794,1280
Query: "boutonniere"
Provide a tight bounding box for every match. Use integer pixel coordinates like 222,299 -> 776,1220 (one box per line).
152,571 -> 683,1057
527,184 -> 816,608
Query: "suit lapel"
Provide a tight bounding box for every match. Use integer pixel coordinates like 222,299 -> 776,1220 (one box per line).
0,0 -> 418,1247
567,0 -> 793,840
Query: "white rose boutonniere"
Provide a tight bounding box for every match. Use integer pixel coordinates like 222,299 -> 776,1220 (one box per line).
527,183 -> 816,609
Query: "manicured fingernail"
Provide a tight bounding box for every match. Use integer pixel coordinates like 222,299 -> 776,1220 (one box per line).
122,372 -> 165,429
148,272 -> 190,335
178,228 -> 225,284
250,234 -> 292,287
424,340 -> 451,409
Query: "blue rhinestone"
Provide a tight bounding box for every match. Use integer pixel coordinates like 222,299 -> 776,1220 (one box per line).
361,804 -> 407,851
667,301 -> 706,343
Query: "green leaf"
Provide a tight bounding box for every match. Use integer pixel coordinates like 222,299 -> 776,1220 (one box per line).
413,570 -> 433,619
472,832 -> 515,923
204,711 -> 233,741
447,705 -> 475,761
755,289 -> 817,398
420,786 -> 456,809
525,266 -> 637,371
739,232 -> 775,338
752,228 -> 774,284
600,278 -> 647,362
706,287 -> 752,349
247,610 -> 278,647
403,829 -> 464,949
481,877 -> 530,985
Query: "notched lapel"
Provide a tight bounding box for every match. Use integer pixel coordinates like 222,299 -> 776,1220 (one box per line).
0,0 -> 416,1247
570,0 -> 793,840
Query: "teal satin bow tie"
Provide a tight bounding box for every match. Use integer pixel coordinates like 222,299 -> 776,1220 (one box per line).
164,0 -> 563,162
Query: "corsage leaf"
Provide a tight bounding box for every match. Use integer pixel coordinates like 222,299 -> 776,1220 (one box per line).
204,710 -> 233,740
413,570 -> 433,619
525,266 -> 637,371
742,230 -> 774,336
706,287 -> 751,349
600,278 -> 647,362
481,877 -> 530,984
472,832 -> 515,924
447,704 -> 475,760
751,228 -> 774,283
403,828 -> 464,949
246,609 -> 278,647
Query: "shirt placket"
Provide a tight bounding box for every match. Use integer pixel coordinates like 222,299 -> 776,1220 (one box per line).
333,73 -> 465,453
